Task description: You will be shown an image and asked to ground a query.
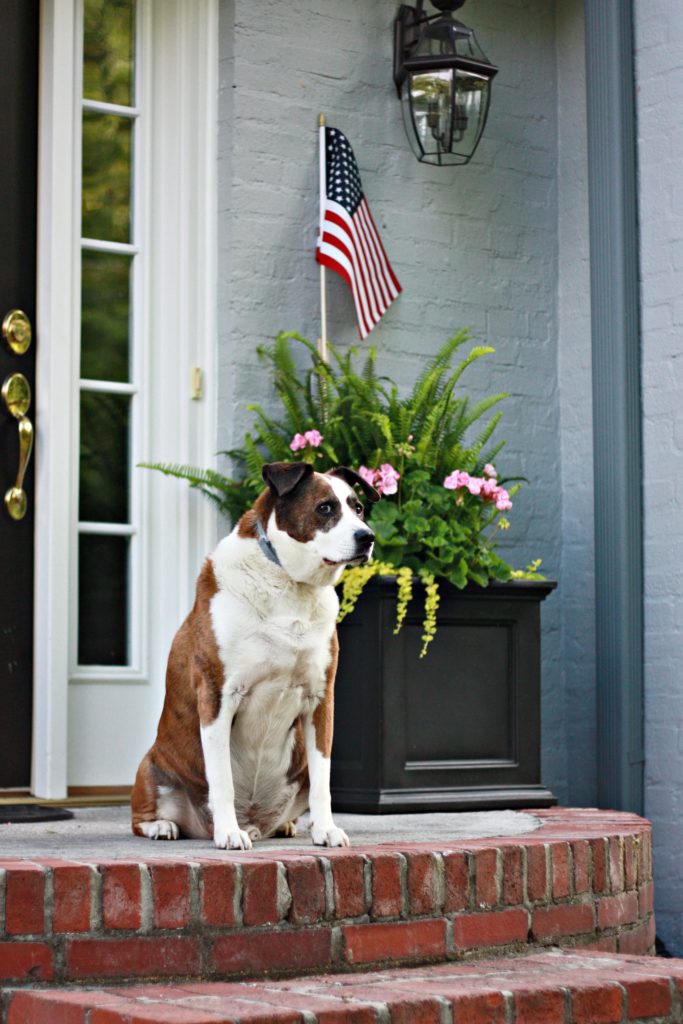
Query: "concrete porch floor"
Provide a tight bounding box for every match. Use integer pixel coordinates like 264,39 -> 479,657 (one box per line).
0,805 -> 541,860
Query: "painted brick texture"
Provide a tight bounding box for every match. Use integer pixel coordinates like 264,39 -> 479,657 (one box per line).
216,0 -> 570,801
635,0 -> 683,960
0,809 -> 655,989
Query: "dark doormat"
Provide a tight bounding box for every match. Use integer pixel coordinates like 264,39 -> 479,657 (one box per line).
0,804 -> 74,823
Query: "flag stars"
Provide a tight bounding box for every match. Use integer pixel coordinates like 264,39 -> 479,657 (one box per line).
325,127 -> 366,215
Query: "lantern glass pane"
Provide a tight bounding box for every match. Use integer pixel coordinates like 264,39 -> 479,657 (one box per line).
404,70 -> 453,163
403,70 -> 490,165
454,69 -> 489,156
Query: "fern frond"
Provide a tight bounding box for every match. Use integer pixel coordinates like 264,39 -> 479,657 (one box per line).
409,328 -> 471,410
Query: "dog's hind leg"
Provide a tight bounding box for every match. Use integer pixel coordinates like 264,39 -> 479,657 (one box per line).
136,819 -> 180,840
131,752 -> 180,840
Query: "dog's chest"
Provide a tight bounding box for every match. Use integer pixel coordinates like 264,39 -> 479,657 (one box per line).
210,570 -> 337,701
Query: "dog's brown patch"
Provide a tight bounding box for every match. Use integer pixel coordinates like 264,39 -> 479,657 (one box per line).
312,630 -> 339,756
131,753 -> 160,833
130,559 -> 225,831
243,472 -> 367,549
274,475 -> 344,541
237,489 -> 275,539
287,717 -> 308,788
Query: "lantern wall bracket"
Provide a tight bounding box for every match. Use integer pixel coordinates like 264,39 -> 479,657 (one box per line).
393,0 -> 485,97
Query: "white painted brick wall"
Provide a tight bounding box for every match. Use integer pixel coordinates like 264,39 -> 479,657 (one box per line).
216,0 -> 601,805
635,0 -> 683,958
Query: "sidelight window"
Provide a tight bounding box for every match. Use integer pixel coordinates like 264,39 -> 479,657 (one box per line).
77,0 -> 140,668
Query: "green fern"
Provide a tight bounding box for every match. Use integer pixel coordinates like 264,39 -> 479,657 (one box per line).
140,330 -> 535,618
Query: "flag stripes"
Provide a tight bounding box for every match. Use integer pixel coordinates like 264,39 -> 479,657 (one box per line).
316,127 -> 401,339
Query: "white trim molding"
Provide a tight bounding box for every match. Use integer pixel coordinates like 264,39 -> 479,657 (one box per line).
33,0 -> 218,796
33,0 -> 82,798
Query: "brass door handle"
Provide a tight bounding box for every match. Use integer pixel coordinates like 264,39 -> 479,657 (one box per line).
2,373 -> 33,521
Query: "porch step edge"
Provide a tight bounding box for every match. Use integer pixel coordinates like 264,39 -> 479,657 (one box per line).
4,949 -> 683,1024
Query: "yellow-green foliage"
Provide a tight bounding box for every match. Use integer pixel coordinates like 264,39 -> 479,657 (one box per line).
339,563 -> 441,658
418,570 -> 440,658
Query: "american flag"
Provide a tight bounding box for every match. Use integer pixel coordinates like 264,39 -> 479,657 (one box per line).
316,126 -> 401,339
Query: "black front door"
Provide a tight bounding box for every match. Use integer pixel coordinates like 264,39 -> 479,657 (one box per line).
0,1 -> 39,787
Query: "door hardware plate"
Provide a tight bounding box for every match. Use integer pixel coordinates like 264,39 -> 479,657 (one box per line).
2,309 -> 32,355
2,372 -> 31,418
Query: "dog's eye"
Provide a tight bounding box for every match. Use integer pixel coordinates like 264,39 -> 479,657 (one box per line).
317,503 -> 333,515
355,503 -> 364,517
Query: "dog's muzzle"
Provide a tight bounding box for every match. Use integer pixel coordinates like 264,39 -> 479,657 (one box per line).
354,528 -> 375,563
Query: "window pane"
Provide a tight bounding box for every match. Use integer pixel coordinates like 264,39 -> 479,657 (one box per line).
82,112 -> 132,243
79,392 -> 130,523
78,534 -> 129,665
83,0 -> 134,107
81,251 -> 132,382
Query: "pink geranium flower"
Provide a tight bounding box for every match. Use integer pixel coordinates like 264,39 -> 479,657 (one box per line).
360,463 -> 400,496
465,475 -> 483,496
289,428 -> 323,452
289,433 -> 307,451
495,488 -> 512,511
444,467 -> 513,512
376,463 -> 400,496
444,470 -> 469,490
304,429 -> 323,448
480,478 -> 499,501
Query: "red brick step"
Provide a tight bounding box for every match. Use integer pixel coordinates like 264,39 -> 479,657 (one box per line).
6,949 -> 683,1023
0,810 -> 655,990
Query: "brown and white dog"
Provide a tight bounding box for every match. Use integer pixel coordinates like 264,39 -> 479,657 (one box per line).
131,461 -> 378,850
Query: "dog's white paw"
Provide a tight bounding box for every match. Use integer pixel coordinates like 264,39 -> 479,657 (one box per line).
311,825 -> 349,848
213,826 -> 253,851
138,819 -> 180,840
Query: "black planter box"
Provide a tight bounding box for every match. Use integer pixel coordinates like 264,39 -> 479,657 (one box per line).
331,576 -> 557,813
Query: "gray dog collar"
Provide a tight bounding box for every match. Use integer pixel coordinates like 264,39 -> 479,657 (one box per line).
256,518 -> 282,568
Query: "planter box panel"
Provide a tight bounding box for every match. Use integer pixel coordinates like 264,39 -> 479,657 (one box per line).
332,607 -> 382,790
400,618 -> 514,763
332,578 -> 556,813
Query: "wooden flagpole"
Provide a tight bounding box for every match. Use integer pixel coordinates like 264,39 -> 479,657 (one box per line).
318,112 -> 328,364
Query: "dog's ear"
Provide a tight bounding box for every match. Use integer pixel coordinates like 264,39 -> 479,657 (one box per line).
327,466 -> 381,503
262,461 -> 313,497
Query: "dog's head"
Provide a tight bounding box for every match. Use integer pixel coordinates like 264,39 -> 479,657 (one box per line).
259,462 -> 379,584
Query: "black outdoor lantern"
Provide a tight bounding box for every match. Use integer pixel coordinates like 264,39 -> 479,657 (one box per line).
393,0 -> 498,166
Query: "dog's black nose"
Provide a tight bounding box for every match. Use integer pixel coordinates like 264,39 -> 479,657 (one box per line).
354,529 -> 374,551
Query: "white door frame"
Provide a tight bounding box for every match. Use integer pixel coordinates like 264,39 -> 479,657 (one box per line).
33,0 -> 218,798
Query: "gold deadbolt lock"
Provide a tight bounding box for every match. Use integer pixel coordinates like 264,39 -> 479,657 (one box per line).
2,309 -> 32,355
2,373 -> 33,521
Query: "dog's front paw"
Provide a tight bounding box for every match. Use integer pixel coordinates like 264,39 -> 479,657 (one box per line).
213,825 -> 253,851
311,824 -> 349,848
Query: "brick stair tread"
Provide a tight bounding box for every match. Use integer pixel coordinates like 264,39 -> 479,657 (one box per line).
0,810 -> 656,988
6,950 -> 683,1023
